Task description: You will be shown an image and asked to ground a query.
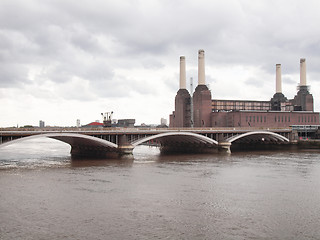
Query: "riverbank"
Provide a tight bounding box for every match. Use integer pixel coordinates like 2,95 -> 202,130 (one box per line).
297,139 -> 320,149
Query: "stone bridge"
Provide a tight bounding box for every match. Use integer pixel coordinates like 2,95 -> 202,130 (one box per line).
0,128 -> 294,158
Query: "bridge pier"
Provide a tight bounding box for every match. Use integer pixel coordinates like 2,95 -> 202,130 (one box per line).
218,142 -> 231,153
70,146 -> 118,159
70,145 -> 134,159
117,134 -> 134,159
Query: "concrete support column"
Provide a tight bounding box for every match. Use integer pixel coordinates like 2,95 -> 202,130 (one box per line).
276,64 -> 282,93
218,141 -> 231,153
198,49 -> 205,85
118,134 -> 134,158
300,58 -> 306,86
70,145 -> 118,159
180,56 -> 186,89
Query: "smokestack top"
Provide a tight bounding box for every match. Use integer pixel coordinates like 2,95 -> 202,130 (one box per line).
300,58 -> 307,86
275,64 -> 282,93
198,49 -> 205,85
179,55 -> 186,89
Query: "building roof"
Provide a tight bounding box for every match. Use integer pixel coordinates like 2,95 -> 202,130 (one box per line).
87,122 -> 104,126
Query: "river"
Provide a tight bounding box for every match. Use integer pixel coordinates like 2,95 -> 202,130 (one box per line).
1,138 -> 320,239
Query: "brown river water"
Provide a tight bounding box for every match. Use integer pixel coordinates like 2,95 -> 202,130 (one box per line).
0,138 -> 320,240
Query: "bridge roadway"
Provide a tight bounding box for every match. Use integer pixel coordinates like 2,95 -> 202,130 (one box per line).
0,127 -> 294,158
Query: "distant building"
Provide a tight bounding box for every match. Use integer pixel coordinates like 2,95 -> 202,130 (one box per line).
39,120 -> 45,128
170,50 -> 319,128
82,122 -> 104,128
117,119 -> 135,128
160,118 -> 167,126
76,119 -> 81,127
82,119 -> 135,128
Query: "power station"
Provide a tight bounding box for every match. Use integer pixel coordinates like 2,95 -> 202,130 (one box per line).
170,50 -> 319,128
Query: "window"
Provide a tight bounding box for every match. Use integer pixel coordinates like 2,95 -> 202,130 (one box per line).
285,116 -> 287,122
288,116 -> 290,122
275,116 -> 277,122
264,116 -> 266,122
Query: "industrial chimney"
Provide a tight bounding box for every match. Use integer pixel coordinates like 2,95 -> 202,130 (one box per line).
292,58 -> 314,111
198,49 -> 205,85
170,56 -> 191,127
271,63 -> 287,111
193,49 -> 212,127
179,56 -> 186,89
300,58 -> 306,86
276,64 -> 282,93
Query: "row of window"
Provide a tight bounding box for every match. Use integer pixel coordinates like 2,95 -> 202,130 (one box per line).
246,116 -> 267,123
299,116 -> 317,123
245,115 -> 317,123
213,101 -> 271,111
274,116 -> 290,122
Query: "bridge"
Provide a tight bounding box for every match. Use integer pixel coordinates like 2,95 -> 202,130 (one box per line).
0,128 -> 295,158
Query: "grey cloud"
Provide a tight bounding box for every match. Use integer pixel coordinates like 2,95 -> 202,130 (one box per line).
1,0 -> 320,97
0,63 -> 30,87
282,76 -> 297,85
2,0 -> 320,126
141,59 -> 165,69
244,77 -> 265,88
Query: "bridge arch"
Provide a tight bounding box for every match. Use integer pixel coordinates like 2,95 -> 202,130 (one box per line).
131,132 -> 218,147
226,131 -> 290,143
0,133 -> 118,149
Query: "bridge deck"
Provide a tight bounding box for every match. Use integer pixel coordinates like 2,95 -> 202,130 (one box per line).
0,127 -> 292,135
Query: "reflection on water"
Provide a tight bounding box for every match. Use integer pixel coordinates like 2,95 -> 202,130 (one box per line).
0,138 -> 72,169
1,139 -> 320,239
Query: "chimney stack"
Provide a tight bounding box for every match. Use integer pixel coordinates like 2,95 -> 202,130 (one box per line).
179,56 -> 186,89
198,49 -> 205,85
300,58 -> 306,86
276,64 -> 282,93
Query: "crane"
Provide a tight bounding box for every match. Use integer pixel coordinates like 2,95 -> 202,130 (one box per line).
101,111 -> 113,127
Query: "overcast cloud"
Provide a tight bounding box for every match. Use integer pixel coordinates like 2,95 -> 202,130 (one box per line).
1,0 -> 320,127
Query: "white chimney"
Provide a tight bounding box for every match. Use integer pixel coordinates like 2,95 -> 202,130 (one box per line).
300,58 -> 306,86
198,49 -> 205,85
276,64 -> 282,93
179,56 -> 186,89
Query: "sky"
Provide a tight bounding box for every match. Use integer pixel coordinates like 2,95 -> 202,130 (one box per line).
1,0 -> 320,127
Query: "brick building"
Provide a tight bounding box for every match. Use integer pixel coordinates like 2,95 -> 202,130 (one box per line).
170,51 -> 319,128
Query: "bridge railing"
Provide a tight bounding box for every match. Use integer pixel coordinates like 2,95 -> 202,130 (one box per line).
0,126 -> 293,133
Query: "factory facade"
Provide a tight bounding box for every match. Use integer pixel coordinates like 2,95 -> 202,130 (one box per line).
170,50 -> 319,128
